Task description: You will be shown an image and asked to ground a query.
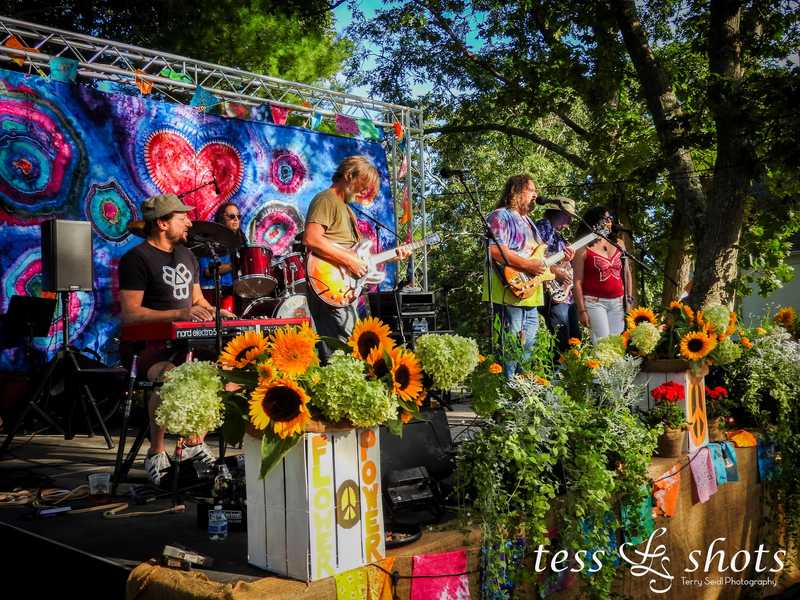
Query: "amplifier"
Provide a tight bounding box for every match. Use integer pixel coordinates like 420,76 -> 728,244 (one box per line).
368,291 -> 436,317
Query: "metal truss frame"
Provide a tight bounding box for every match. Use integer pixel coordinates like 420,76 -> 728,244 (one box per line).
0,15 -> 431,289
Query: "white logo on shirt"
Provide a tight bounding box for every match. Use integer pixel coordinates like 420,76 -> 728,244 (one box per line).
162,263 -> 193,300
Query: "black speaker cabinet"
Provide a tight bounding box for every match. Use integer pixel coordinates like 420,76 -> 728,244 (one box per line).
41,219 -> 94,292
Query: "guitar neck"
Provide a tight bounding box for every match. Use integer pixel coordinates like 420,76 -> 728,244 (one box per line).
372,237 -> 433,265
543,233 -> 598,266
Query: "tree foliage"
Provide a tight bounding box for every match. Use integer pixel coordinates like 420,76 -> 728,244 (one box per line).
346,0 -> 800,313
2,0 -> 351,83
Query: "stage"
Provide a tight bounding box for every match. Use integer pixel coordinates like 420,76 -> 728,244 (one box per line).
1,419 -> 799,600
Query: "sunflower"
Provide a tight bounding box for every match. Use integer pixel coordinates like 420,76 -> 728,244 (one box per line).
775,307 -> 797,330
668,301 -> 694,322
400,410 -> 414,424
621,330 -> 630,348
389,348 -> 424,402
568,337 -> 582,347
488,363 -> 503,374
269,325 -> 319,377
249,377 -> 311,439
414,389 -> 427,407
626,307 -> 658,331
219,330 -> 268,368
365,345 -> 391,379
348,317 -> 395,360
679,331 -> 717,361
695,311 -> 715,334
256,360 -> 276,382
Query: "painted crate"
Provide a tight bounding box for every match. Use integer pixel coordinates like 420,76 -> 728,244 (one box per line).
634,360 -> 709,452
243,427 -> 386,581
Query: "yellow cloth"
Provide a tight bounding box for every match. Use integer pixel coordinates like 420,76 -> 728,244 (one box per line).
306,188 -> 359,245
335,566 -> 368,600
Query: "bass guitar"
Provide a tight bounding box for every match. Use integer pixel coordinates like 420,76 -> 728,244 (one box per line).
500,232 -> 597,299
307,233 -> 441,308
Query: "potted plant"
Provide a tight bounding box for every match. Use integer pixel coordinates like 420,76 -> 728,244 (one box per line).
646,381 -> 688,458
705,385 -> 730,441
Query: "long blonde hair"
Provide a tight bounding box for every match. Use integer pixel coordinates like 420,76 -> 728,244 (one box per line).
333,155 -> 380,198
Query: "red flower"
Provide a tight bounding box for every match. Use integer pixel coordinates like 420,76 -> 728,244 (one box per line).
651,381 -> 685,403
705,386 -> 728,400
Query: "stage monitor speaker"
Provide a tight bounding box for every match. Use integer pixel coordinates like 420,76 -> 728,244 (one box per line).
41,219 -> 93,292
379,408 -> 455,483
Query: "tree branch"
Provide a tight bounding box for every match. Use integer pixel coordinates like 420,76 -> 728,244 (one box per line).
555,109 -> 590,139
424,123 -> 589,170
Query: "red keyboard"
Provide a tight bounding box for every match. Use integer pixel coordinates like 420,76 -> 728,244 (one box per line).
121,318 -> 308,342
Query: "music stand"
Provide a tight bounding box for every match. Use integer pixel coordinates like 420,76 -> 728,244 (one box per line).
0,291 -> 125,458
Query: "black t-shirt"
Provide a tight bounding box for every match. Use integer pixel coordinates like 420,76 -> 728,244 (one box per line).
119,242 -> 199,311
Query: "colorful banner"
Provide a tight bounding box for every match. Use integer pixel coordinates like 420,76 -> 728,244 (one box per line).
0,68 -> 396,370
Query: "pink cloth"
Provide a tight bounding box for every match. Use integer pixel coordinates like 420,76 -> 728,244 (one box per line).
690,447 -> 718,503
411,549 -> 471,600
335,114 -> 360,136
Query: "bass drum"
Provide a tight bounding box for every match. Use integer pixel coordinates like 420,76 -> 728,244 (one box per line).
241,294 -> 315,328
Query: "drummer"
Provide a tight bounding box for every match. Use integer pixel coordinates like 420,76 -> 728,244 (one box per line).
198,202 -> 247,310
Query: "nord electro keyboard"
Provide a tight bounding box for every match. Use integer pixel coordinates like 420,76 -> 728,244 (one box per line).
120,317 -> 308,342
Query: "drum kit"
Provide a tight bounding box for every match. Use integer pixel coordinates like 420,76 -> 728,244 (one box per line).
128,220 -> 314,324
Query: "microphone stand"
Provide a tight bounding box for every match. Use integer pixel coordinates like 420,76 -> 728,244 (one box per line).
449,173 -> 514,356
192,238 -> 225,355
178,179 -> 216,198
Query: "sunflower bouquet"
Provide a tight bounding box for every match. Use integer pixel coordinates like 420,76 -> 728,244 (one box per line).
214,317 -> 428,476
624,302 -> 748,374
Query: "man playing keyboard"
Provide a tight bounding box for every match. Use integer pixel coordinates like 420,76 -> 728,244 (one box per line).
118,194 -> 235,486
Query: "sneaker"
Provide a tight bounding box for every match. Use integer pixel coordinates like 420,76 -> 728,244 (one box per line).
180,442 -> 216,465
144,451 -> 171,487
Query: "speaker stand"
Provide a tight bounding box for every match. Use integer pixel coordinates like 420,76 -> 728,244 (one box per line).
0,291 -> 117,458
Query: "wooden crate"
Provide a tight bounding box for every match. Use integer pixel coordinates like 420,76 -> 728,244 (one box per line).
243,427 -> 386,581
634,360 -> 709,452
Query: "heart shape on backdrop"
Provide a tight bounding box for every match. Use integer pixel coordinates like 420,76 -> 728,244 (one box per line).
144,130 -> 243,221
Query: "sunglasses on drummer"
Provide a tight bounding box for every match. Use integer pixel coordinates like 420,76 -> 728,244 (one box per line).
224,213 -> 241,220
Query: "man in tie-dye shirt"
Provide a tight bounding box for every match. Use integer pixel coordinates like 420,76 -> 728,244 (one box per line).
482,175 -> 573,377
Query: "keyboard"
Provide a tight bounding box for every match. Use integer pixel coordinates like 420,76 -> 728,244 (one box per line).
120,318 -> 308,342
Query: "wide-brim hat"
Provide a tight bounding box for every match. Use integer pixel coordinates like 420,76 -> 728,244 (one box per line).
141,193 -> 193,221
541,196 -> 576,216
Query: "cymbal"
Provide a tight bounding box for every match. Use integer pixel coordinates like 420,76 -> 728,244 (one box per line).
188,221 -> 243,249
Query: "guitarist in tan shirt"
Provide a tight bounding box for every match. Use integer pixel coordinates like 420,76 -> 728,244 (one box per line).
303,156 -> 410,358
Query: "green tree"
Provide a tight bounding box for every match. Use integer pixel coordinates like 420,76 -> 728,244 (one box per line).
346,0 -> 800,311
2,0 -> 351,83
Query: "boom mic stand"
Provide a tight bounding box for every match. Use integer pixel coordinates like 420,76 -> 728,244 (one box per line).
446,172 -> 514,356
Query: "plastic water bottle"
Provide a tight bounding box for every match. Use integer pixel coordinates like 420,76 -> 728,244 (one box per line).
208,505 -> 228,541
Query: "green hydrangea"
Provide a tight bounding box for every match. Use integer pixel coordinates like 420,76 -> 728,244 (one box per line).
156,361 -> 224,437
630,322 -> 661,355
593,335 -> 626,367
413,333 -> 479,390
703,304 -> 731,334
304,352 -> 398,427
711,337 -> 742,366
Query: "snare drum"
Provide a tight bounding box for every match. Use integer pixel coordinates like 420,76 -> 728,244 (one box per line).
272,252 -> 307,294
241,293 -> 314,328
235,245 -> 277,298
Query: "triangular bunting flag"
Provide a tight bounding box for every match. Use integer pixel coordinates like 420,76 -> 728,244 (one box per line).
134,69 -> 153,95
335,566 -> 368,599
190,85 -> 218,112
270,104 -> 289,125
310,112 -> 323,130
392,121 -> 404,141
335,113 -> 360,136
357,118 -> 383,140
49,57 -> 78,83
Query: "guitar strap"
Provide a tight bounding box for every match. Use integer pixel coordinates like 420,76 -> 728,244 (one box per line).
345,203 -> 362,243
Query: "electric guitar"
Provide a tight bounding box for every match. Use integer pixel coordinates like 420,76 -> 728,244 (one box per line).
500,233 -> 598,299
307,233 -> 441,308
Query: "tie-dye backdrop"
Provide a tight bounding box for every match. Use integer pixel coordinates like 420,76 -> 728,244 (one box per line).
0,68 -> 396,371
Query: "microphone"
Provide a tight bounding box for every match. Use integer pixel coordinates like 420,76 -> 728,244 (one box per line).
212,173 -> 221,195
439,167 -> 470,178
612,224 -> 633,235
